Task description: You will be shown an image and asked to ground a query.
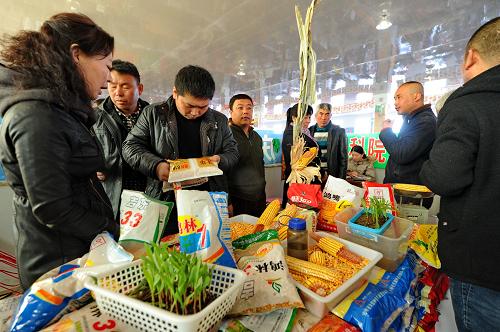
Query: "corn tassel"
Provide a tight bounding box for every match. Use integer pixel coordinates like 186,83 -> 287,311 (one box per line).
257,199 -> 281,226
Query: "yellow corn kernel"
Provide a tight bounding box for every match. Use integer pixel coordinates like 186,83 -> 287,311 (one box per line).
317,237 -> 344,257
257,199 -> 281,226
309,250 -> 326,266
296,147 -> 318,169
230,222 -> 256,241
286,255 -> 341,281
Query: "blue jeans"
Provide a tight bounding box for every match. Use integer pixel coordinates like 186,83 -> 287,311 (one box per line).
450,278 -> 500,331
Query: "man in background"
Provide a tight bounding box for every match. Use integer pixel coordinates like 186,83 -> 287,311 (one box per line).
421,17 -> 500,329
94,60 -> 149,219
226,94 -> 266,217
309,103 -> 348,181
379,81 -> 436,185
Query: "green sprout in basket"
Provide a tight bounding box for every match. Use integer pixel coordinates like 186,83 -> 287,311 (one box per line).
362,196 -> 393,229
134,242 -> 213,315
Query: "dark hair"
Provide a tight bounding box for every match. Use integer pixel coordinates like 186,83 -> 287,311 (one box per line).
351,145 -> 367,159
399,81 -> 424,98
111,59 -> 141,84
174,65 -> 215,99
229,94 -> 253,110
286,103 -> 313,124
466,17 -> 500,64
0,13 -> 114,110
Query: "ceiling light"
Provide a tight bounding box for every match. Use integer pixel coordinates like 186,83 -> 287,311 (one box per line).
236,63 -> 246,76
376,10 -> 392,30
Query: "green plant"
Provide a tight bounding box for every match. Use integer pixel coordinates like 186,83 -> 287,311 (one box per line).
362,197 -> 393,228
140,242 -> 212,315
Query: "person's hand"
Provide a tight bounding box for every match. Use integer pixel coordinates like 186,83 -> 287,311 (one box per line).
383,119 -> 393,129
208,155 -> 221,164
96,172 -> 106,181
350,171 -> 359,177
156,161 -> 170,181
227,204 -> 234,217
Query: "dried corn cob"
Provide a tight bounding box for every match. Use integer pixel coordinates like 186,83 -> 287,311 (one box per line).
393,183 -> 431,192
303,276 -> 336,296
257,199 -> 281,227
286,255 -> 342,281
337,247 -> 364,265
296,147 -> 318,170
273,204 -> 298,226
316,237 -> 344,256
309,250 -> 326,266
278,226 -> 288,241
290,271 -> 307,284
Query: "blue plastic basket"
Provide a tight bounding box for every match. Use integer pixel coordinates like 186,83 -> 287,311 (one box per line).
348,208 -> 394,236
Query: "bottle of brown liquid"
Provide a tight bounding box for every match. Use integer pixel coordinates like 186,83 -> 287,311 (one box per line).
287,218 -> 308,260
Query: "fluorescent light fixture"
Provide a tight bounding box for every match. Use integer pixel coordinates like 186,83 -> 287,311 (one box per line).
275,95 -> 283,100
376,10 -> 392,30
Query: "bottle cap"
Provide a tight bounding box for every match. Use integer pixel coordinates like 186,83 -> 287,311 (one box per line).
288,218 -> 306,230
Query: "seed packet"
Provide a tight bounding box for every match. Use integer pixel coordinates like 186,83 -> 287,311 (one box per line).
362,182 -> 396,215
318,177 -> 364,232
176,190 -> 236,268
9,233 -> 132,332
118,190 -> 173,256
230,230 -> 304,315
167,157 -> 222,183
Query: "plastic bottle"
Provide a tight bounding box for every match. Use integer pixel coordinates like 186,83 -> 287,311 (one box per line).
287,218 -> 308,260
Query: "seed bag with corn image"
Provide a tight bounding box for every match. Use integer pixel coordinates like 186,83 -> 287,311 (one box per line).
230,230 -> 304,315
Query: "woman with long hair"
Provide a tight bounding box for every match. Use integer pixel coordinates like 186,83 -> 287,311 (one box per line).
0,13 -> 118,289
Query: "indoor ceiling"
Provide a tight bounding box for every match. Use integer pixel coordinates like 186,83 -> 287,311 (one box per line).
2,0 -> 499,106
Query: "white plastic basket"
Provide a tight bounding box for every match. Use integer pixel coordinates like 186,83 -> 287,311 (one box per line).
294,232 -> 383,317
84,260 -> 246,332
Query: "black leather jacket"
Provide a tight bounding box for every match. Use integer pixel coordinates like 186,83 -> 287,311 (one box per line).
0,65 -> 118,289
93,97 -> 149,218
122,96 -> 239,199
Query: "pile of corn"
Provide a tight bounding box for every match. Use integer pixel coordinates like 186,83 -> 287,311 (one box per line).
230,200 -> 298,242
287,237 -> 368,296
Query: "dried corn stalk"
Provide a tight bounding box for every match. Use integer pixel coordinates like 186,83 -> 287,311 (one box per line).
287,0 -> 321,185
293,0 -> 319,143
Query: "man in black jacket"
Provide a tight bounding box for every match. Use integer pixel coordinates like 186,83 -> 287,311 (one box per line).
94,60 -> 149,219
309,103 -> 347,180
420,17 -> 500,330
379,81 -> 436,185
122,65 -> 238,235
226,94 -> 266,217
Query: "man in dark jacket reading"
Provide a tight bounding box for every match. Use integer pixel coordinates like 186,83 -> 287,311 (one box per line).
122,65 -> 238,235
